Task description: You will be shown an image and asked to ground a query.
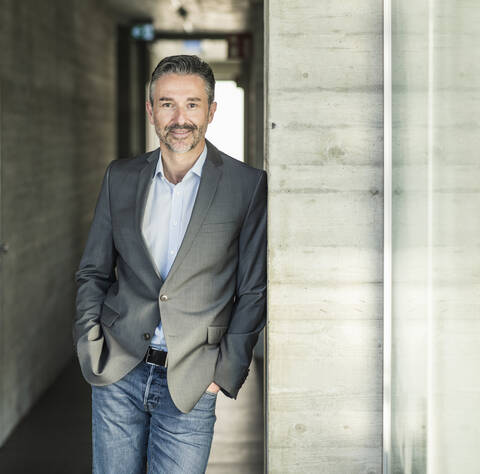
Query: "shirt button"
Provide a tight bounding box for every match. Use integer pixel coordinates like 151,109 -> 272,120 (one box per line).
143,333 -> 151,340
160,294 -> 168,302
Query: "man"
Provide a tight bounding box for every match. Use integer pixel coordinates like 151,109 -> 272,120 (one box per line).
73,55 -> 267,473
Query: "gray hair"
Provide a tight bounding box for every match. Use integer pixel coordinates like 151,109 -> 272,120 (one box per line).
149,55 -> 216,106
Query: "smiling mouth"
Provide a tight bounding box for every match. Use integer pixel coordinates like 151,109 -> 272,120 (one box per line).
169,129 -> 192,138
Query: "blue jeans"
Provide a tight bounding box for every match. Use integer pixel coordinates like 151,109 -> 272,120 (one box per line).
91,361 -> 217,474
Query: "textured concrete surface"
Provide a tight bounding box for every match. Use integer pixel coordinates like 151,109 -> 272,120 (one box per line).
0,0 -> 117,446
265,1 -> 384,472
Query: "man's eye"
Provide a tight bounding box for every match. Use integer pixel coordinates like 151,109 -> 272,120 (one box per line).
187,103 -> 197,108
161,103 -> 172,108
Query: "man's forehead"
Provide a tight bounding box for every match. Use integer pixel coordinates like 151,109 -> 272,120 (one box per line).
153,73 -> 208,99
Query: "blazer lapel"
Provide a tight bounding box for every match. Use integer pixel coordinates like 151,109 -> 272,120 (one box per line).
135,148 -> 163,282
165,143 -> 223,284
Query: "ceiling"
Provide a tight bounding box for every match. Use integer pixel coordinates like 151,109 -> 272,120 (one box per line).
106,0 -> 260,33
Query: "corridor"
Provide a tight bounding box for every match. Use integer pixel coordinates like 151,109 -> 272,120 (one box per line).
0,0 -> 265,470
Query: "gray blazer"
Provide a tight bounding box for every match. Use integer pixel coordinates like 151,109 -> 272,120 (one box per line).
73,141 -> 267,413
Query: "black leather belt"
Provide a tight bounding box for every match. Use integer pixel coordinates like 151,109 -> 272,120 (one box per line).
144,347 -> 167,367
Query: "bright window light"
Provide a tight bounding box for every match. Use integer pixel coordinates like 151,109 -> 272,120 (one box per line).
206,81 -> 244,162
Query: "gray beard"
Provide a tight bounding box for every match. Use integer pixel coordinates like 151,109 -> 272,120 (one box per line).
157,125 -> 205,154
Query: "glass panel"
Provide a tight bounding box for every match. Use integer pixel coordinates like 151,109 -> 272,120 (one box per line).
391,1 -> 480,473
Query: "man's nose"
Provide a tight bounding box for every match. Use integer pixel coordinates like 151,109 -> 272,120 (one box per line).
173,107 -> 187,126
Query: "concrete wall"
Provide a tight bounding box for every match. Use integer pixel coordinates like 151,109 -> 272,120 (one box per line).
265,1 -> 384,472
0,0 -> 117,445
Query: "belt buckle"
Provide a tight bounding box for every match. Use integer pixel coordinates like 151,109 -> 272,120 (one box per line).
145,346 -> 157,366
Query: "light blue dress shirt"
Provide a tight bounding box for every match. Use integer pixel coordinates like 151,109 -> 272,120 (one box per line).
142,145 -> 208,350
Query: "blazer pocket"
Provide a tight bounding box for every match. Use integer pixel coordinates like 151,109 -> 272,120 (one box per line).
200,221 -> 237,233
100,304 -> 120,328
207,326 -> 228,344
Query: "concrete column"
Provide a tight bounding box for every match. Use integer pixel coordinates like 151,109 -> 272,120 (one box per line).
265,1 -> 384,472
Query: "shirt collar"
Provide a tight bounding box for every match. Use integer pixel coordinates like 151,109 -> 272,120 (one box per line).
155,144 -> 207,180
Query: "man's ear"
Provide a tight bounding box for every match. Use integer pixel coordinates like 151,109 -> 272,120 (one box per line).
208,101 -> 217,124
146,100 -> 154,125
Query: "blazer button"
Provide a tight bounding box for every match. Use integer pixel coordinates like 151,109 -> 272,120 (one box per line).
160,294 -> 168,302
143,333 -> 151,340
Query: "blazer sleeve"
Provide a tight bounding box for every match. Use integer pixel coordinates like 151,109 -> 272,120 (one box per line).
213,170 -> 267,398
73,161 -> 117,347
